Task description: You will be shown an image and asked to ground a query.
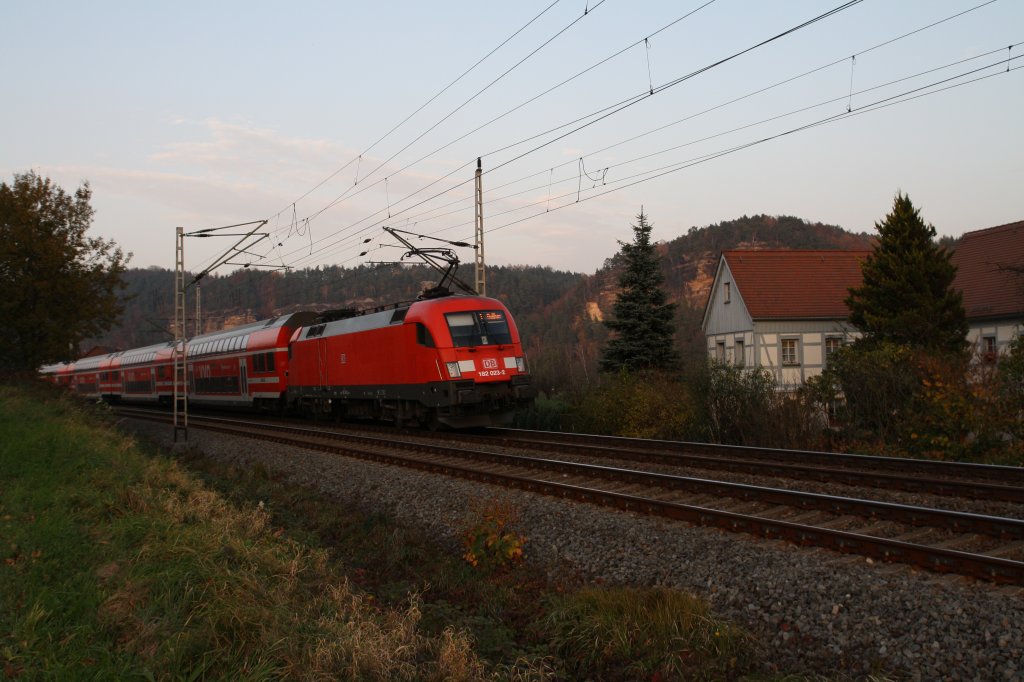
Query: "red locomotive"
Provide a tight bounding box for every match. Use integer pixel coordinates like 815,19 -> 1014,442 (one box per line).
288,294 -> 533,428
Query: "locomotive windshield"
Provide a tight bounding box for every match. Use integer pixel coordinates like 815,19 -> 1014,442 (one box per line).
445,310 -> 513,347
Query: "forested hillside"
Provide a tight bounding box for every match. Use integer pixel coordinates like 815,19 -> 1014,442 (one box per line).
91,214 -> 873,394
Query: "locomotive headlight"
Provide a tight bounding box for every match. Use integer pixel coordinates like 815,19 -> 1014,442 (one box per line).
445,361 -> 461,378
516,356 -> 526,372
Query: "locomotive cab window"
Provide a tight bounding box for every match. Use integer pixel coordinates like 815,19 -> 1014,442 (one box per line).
445,311 -> 513,348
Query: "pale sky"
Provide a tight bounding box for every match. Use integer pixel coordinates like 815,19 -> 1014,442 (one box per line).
3,0 -> 1022,275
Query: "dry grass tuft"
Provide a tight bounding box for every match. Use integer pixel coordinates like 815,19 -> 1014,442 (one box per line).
544,586 -> 754,680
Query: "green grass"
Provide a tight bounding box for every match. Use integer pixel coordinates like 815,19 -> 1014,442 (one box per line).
1,380 -> 774,680
544,587 -> 753,680
0,383 -> 490,679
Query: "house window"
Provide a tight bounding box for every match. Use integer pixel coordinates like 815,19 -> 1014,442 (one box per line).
716,341 -> 726,362
734,338 -> 744,366
982,336 -> 997,364
781,338 -> 799,366
824,337 -> 842,364
724,282 -> 731,304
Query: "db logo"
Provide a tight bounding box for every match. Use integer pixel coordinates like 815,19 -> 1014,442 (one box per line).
482,358 -> 498,369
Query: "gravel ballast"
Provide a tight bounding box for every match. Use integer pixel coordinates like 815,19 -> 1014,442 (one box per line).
126,420 -> 1024,680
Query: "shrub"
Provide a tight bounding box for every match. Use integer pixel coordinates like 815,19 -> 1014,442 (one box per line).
574,371 -> 698,440
818,340 -> 1024,463
513,393 -> 572,432
461,498 -> 526,573
696,362 -> 779,446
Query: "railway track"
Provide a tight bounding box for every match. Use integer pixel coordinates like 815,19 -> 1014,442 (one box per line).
117,408 -> 1024,585
238,418 -> 1024,504
480,428 -> 1024,503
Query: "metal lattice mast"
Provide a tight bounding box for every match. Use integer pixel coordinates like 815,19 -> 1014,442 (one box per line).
474,157 -> 486,297
173,227 -> 188,442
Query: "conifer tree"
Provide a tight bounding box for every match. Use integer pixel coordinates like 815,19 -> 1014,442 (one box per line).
600,210 -> 679,372
846,193 -> 967,354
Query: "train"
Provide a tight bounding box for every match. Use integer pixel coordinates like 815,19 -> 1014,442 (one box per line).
39,293 -> 536,429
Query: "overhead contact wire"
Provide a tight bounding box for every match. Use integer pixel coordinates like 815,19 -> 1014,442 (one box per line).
274,0 -> 863,270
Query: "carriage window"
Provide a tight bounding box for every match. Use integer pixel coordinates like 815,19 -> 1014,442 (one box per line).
445,311 -> 513,348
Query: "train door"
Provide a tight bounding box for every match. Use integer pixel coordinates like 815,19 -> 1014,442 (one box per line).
239,358 -> 248,396
317,338 -> 329,390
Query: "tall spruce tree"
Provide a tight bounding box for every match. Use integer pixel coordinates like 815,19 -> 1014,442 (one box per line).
845,192 -> 967,353
600,210 -> 679,372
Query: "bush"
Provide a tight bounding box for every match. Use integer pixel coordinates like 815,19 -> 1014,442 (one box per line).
513,393 -> 572,432
815,343 -> 921,446
996,335 -> 1024,441
573,371 -> 699,440
696,362 -> 778,446
692,362 -> 827,449
818,340 -> 1024,463
460,498 -> 526,573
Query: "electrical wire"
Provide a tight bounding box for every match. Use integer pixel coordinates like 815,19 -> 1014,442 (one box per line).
299,47 -> 1024,268
266,0 -> 566,223
244,0 -> 722,274
303,0 -> 720,225
297,0 -> 611,229
263,0 -> 868,272
231,6 -> 1015,304
475,59 -> 1023,241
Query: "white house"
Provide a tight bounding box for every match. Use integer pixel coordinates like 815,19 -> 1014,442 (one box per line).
701,250 -> 869,389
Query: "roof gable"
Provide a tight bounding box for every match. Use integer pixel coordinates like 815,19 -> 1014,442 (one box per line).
723,249 -> 870,320
951,221 -> 1024,321
702,256 -> 754,334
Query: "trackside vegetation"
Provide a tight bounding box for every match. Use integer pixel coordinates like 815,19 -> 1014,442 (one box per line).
0,381 -> 766,680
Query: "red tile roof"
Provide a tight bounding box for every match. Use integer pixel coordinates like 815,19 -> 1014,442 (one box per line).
723,249 -> 870,319
951,221 -> 1024,321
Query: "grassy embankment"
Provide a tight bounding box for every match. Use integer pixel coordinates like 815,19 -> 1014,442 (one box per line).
1,381 -> 762,680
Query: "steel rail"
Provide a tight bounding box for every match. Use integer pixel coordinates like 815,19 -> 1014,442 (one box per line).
486,427 -> 1024,485
115,406 -> 1024,502
479,430 -> 1024,503
120,409 -> 1024,584
484,433 -> 1024,504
